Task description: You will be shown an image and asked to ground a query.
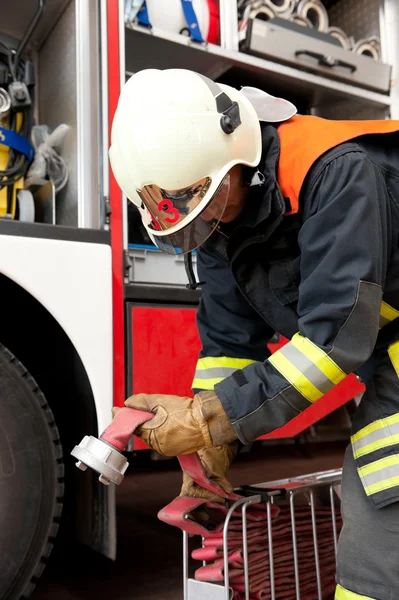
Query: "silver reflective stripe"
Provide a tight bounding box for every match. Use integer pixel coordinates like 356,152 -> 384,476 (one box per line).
352,421 -> 399,457
194,367 -> 239,380
362,463 -> 399,488
279,343 -> 335,395
358,454 -> 399,496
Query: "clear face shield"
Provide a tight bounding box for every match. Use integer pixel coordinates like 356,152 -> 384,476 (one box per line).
137,174 -> 231,254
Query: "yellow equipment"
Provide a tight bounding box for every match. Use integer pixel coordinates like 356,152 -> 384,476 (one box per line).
0,35 -> 35,220
0,112 -> 24,218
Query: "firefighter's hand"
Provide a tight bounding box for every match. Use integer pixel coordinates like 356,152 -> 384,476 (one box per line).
122,391 -> 237,456
180,443 -> 238,504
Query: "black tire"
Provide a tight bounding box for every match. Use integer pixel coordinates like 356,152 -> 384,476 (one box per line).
0,344 -> 64,599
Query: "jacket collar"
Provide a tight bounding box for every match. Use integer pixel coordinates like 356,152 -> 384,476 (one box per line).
224,123 -> 284,233
202,123 -> 286,261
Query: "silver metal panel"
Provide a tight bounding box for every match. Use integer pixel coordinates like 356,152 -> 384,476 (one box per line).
39,0 -> 78,226
75,0 -> 101,229
219,0 -> 239,51
328,0 -> 381,42
247,20 -> 391,93
119,0 -> 128,250
187,580 -> 233,600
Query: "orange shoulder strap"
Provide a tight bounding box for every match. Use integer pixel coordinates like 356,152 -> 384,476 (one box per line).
277,115 -> 399,214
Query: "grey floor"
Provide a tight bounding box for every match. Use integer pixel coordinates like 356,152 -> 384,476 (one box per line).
32,441 -> 346,600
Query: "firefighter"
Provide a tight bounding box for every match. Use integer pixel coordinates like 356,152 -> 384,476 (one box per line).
110,69 -> 399,600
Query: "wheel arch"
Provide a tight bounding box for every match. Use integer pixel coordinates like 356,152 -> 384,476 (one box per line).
0,272 -> 116,559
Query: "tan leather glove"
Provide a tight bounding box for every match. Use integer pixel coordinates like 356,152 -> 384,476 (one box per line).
180,442 -> 238,503
123,390 -> 237,456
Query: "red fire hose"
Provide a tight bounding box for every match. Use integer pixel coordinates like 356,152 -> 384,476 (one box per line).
72,408 -> 340,599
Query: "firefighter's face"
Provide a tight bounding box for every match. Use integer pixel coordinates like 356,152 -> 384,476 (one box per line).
201,165 -> 248,224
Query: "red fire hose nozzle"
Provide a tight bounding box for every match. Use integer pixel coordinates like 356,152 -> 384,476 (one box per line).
71,408 -> 153,486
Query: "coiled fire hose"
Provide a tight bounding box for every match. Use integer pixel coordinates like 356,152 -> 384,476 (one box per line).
72,409 -> 341,599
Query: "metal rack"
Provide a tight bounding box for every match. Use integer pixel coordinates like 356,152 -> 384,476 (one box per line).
125,23 -> 391,113
183,469 -> 342,600
124,0 -> 396,113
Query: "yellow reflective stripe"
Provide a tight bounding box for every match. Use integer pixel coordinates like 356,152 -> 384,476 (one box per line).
364,475 -> 399,496
269,333 -> 346,403
388,340 -> 399,378
192,377 -> 224,390
359,453 -> 399,477
359,454 -> 399,495
380,301 -> 399,323
269,351 -> 323,403
195,356 -> 256,371
193,357 -> 256,390
351,412 -> 399,443
335,584 -> 375,600
291,333 -> 346,385
352,433 -> 399,459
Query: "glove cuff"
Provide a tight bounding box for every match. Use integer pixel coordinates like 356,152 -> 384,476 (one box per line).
195,391 -> 238,447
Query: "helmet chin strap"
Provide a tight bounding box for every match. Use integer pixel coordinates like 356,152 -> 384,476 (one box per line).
184,252 -> 202,290
182,225 -> 205,290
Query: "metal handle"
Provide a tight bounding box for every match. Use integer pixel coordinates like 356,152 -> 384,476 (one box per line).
295,50 -> 357,72
235,484 -> 285,500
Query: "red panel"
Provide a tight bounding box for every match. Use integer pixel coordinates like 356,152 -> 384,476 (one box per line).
129,308 -> 365,449
107,0 -> 125,407
131,306 -> 201,450
131,307 -> 201,396
263,374 -> 363,439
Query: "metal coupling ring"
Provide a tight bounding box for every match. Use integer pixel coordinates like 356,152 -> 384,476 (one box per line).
249,5 -> 275,21
71,435 -> 129,486
327,26 -> 352,50
0,88 -> 11,119
290,13 -> 313,27
265,0 -> 294,14
353,37 -> 380,61
297,0 -> 329,31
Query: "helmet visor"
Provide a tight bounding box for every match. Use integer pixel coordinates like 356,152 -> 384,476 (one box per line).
138,175 -> 230,255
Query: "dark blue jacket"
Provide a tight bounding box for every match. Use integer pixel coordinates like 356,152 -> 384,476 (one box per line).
193,123 -> 399,509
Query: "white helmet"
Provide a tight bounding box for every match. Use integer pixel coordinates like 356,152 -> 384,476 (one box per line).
109,68 -> 296,254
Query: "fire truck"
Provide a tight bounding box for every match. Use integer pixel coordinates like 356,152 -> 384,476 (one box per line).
0,0 -> 398,597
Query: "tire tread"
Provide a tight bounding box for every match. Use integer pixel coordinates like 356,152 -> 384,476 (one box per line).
0,344 -> 64,599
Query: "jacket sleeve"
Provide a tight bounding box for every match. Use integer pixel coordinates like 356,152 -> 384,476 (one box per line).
216,149 -> 390,444
193,243 -> 275,393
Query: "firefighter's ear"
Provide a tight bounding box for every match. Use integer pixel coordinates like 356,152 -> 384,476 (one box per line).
240,87 -> 297,123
